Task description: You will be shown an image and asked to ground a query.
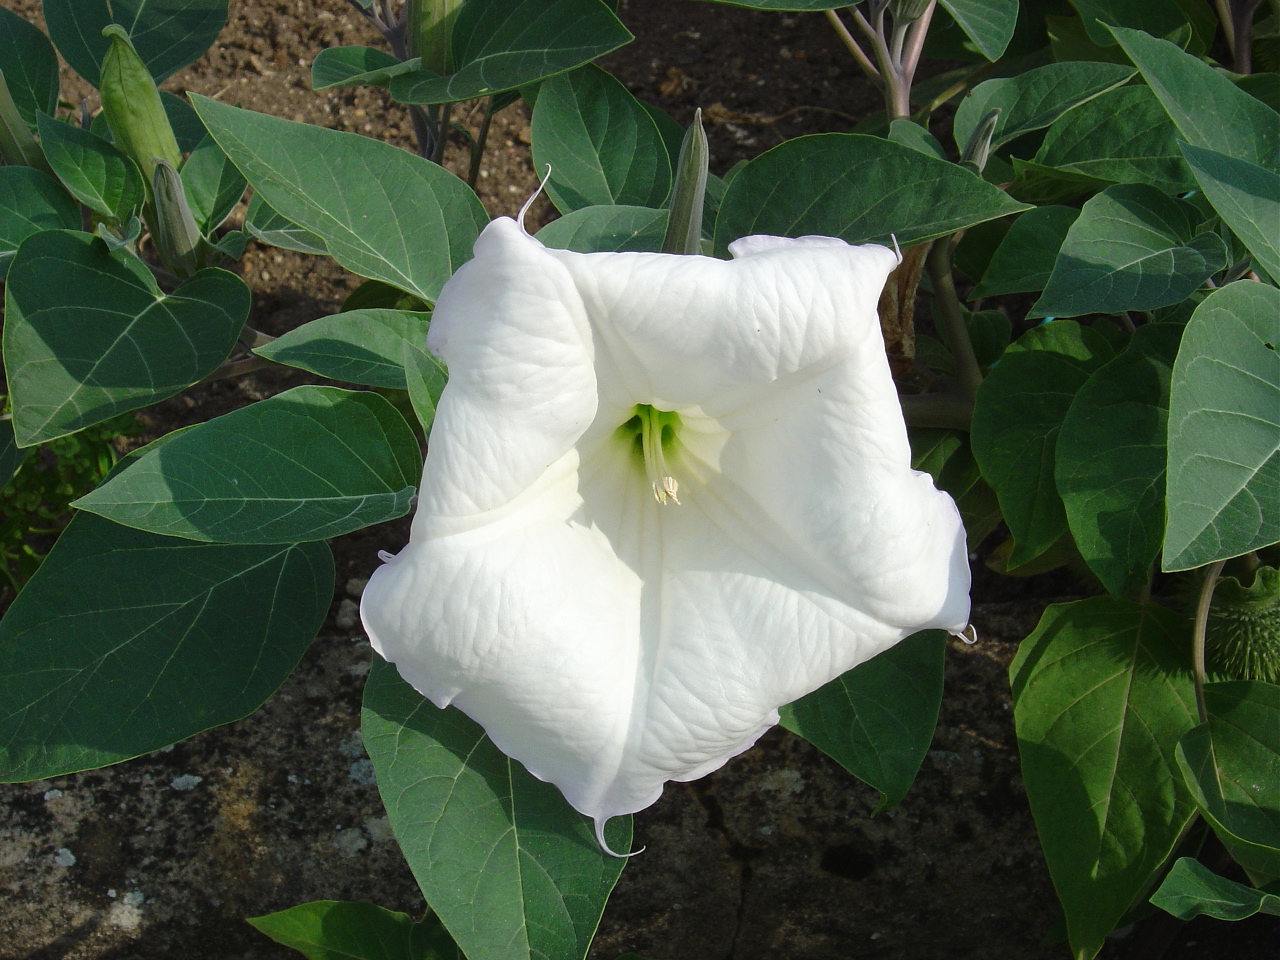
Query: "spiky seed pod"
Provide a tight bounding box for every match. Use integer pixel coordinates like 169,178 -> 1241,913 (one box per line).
1205,565 -> 1280,683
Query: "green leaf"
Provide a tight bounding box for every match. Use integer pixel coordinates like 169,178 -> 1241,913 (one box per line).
909,428 -> 1004,549
780,630 -> 945,813
0,418 -> 25,493
402,341 -> 448,435
0,7 -> 59,127
1108,26 -> 1280,172
972,321 -> 1112,567
530,65 -> 671,213
887,119 -> 947,160
255,310 -> 431,389
0,512 -> 332,782
1163,282 -> 1280,571
713,133 -> 1028,252
311,46 -> 416,90
1057,323 -> 1181,597
248,900 -> 462,960
181,133 -> 247,234
36,112 -> 144,222
952,61 -> 1133,154
937,0 -> 1019,60
1009,598 -> 1198,960
243,192 -> 328,257
1177,681 -> 1280,885
388,0 -> 633,106
1032,183 -> 1227,318
3,230 -> 249,447
1033,85 -> 1195,194
43,0 -> 229,87
0,167 -> 80,277
75,386 -> 420,544
362,657 -> 631,960
1179,142 -> 1280,283
1070,0 -> 1204,46
536,205 -> 667,252
972,204 -> 1079,298
1151,857 -> 1280,922
191,96 -> 487,303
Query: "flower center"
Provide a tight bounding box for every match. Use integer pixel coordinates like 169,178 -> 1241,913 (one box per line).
619,404 -> 682,505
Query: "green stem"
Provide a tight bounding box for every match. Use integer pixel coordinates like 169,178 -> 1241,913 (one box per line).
925,239 -> 984,401
431,101 -> 452,166
467,99 -> 496,190
899,393 -> 973,431
823,9 -> 880,81
1192,558 -> 1227,724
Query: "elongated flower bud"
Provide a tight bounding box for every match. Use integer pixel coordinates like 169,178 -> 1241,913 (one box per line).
961,107 -> 1001,173
0,69 -> 50,173
406,0 -> 463,75
661,107 -> 708,256
98,25 -> 181,183
151,159 -> 207,277
890,0 -> 934,24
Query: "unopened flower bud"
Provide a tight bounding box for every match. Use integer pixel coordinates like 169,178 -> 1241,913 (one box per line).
661,107 -> 709,256
151,159 -> 207,277
406,0 -> 463,76
890,0 -> 935,24
98,25 -> 182,184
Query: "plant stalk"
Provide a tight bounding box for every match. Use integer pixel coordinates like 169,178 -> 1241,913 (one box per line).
823,10 -> 880,80
467,99 -> 496,189
899,393 -> 973,430
924,239 -> 984,401
1192,558 -> 1227,724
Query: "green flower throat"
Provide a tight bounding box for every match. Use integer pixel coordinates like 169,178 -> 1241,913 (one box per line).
618,404 -> 683,505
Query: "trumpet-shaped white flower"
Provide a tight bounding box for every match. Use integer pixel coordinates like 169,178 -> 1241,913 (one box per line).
361,217 -> 970,851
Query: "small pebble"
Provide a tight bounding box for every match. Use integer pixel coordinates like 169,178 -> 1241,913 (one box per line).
170,774 -> 202,791
42,789 -> 62,800
335,598 -> 360,630
348,759 -> 376,787
53,848 -> 76,867
344,577 -> 368,598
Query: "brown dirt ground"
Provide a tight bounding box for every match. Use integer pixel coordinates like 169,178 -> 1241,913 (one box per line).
0,1 -> 1276,959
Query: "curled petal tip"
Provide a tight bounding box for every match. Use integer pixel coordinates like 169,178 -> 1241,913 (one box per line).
595,817 -> 644,858
953,624 -> 978,645
518,164 -> 553,235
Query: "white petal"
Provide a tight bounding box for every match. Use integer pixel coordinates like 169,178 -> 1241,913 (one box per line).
362,218 -> 970,840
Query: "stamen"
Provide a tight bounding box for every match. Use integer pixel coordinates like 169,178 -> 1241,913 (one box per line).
638,405 -> 680,506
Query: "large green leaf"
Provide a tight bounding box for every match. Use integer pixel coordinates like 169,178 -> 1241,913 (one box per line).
0,419 -> 25,494
36,112 -> 144,222
1071,0 -> 1205,46
1033,85 -> 1194,194
311,46 -> 416,91
780,630 -> 945,813
243,192 -> 328,257
1031,183 -> 1226,318
972,321 -> 1112,567
1176,681 -> 1280,885
1010,598 -> 1198,960
0,167 -> 79,277
1163,282 -> 1280,571
181,133 -> 247,234
191,96 -> 487,303
1151,857 -> 1280,922
938,0 -> 1020,60
249,900 -> 462,960
389,0 -> 633,106
255,310 -> 431,389
909,428 -> 1003,549
362,658 -> 631,960
43,0 -> 229,87
952,61 -> 1133,153
530,65 -> 671,213
0,512 -> 332,782
1109,26 -> 1280,172
535,205 -> 667,253
402,341 -> 449,435
1180,142 -> 1280,283
0,7 -> 59,127
75,386 -> 420,544
3,230 -> 249,446
713,133 -> 1028,252
972,204 -> 1079,298
1056,323 -> 1180,597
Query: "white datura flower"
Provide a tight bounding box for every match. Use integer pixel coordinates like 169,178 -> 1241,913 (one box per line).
361,217 -> 970,853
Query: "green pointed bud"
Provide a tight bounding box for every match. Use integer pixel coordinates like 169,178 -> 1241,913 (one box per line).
960,107 -> 1000,174
890,0 -> 934,24
0,69 -> 51,173
406,0 -> 463,75
661,107 -> 709,256
151,159 -> 207,277
99,25 -> 182,184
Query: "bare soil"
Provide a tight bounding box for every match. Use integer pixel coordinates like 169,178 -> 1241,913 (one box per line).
0,2 -> 1275,959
